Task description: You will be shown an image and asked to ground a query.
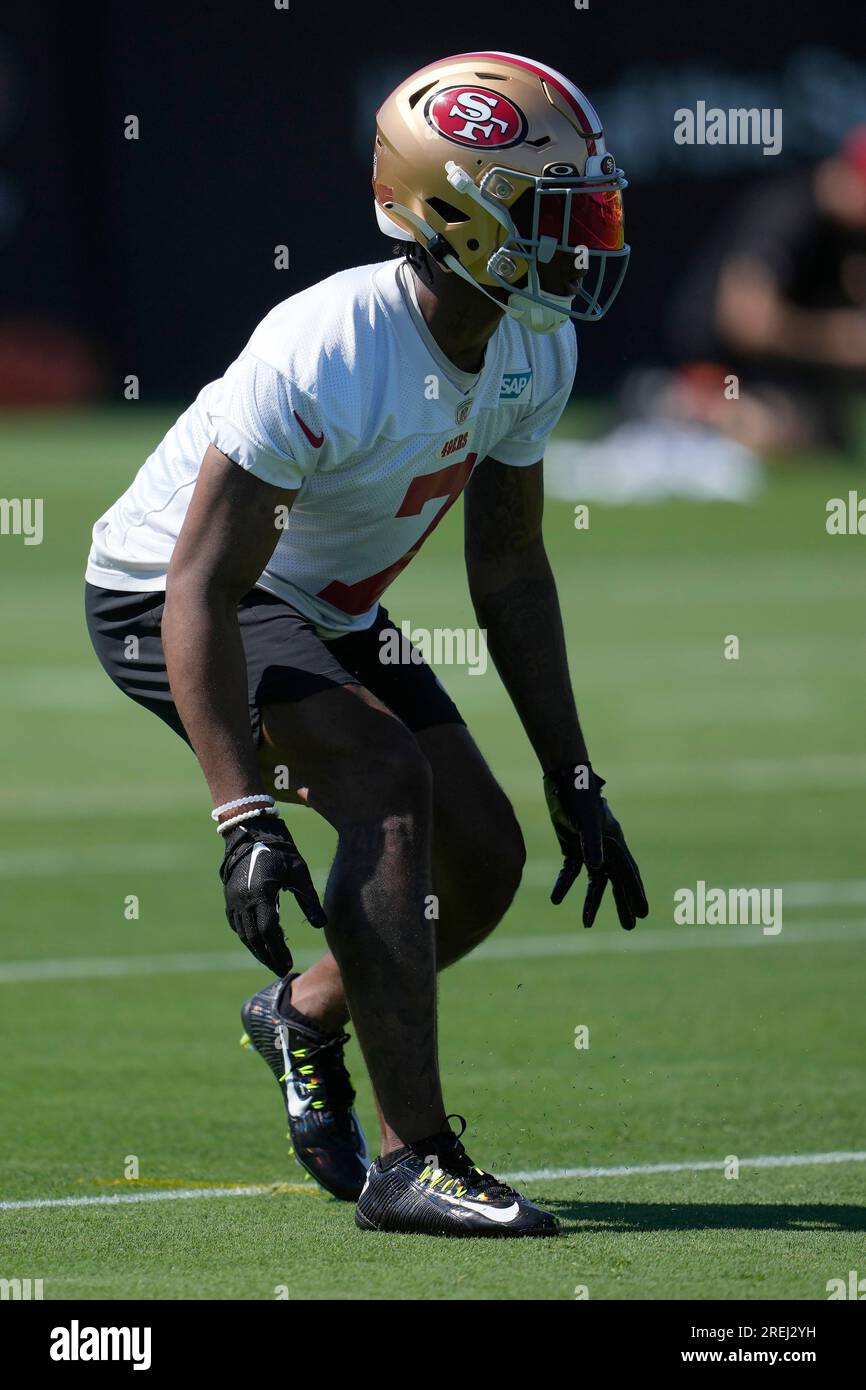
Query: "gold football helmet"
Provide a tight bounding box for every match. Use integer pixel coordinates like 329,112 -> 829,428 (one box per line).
373,51 -> 629,332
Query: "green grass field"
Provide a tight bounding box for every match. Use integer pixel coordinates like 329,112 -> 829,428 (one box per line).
1,406 -> 865,1300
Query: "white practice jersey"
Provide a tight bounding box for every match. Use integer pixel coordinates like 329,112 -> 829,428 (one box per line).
86,259 -> 577,636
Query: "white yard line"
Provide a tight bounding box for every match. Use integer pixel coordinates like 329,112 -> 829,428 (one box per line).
776,880 -> 866,906
519,869 -> 866,905
476,919 -> 866,958
0,1186 -> 270,1212
1,826 -> 866,917
504,1151 -> 866,1183
3,1151 -> 865,1213
0,846 -> 190,876
1,918 -> 864,985
3,752 -> 866,823
0,950 -> 252,983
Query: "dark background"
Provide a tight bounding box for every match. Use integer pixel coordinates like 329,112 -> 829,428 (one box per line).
1,0 -> 864,400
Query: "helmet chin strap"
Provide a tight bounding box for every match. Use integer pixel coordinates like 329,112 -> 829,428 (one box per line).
503,253 -> 573,333
505,288 -> 573,334
443,249 -> 572,335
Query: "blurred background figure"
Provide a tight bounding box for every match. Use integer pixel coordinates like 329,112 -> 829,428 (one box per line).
668,127 -> 866,456
546,121 -> 866,505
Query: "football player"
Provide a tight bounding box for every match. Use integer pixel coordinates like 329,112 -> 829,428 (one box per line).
85,52 -> 647,1237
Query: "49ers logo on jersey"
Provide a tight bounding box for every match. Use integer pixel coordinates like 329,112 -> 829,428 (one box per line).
425,86 -> 527,149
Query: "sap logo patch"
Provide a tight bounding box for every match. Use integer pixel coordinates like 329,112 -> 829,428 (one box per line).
500,370 -> 532,402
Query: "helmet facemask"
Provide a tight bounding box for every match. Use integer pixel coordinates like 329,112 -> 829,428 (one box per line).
443,159 -> 629,330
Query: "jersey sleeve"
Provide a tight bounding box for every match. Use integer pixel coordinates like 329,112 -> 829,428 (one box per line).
490,327 -> 578,468
205,351 -> 325,491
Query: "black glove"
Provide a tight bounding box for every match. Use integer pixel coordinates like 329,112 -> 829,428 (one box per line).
219,814 -> 326,974
544,764 -> 648,931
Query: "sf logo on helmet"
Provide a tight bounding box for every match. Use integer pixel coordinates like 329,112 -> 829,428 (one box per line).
425,86 -> 527,149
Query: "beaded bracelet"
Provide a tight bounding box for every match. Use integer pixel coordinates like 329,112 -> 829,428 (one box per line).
210,793 -> 275,823
216,806 -> 276,834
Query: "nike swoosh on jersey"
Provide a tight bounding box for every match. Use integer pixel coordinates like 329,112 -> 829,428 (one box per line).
247,841 -> 271,889
293,409 -> 325,449
438,1193 -> 522,1223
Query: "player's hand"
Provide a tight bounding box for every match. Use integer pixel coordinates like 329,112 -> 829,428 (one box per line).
544,765 -> 648,930
219,814 -> 327,974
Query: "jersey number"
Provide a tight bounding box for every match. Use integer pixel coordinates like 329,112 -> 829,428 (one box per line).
317,454 -> 477,615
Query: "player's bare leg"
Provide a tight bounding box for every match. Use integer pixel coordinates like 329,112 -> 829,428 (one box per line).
257,683 -> 445,1156
245,708 -> 556,1233
262,722 -> 525,1027
418,724 -> 526,966
247,707 -> 524,1186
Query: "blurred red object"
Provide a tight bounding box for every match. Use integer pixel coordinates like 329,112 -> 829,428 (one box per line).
841,125 -> 866,186
0,319 -> 103,405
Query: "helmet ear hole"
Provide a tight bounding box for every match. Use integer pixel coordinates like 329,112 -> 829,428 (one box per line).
467,238 -> 479,251
407,80 -> 437,109
425,197 -> 470,225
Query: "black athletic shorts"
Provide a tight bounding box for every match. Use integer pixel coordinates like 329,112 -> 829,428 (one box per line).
84,583 -> 465,746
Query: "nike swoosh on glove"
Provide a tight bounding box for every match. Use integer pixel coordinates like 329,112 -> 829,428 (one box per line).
544,765 -> 649,930
219,814 -> 327,974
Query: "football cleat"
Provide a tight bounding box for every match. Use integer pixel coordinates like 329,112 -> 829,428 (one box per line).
355,1117 -> 559,1237
240,977 -> 368,1201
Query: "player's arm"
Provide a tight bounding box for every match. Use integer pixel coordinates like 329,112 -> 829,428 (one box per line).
164,445 -> 289,804
163,444 -> 325,971
464,456 -> 585,771
717,258 -> 866,370
464,456 -> 647,930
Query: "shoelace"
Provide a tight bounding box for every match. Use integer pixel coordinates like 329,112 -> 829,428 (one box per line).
279,1029 -> 356,1118
416,1114 -> 517,1202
